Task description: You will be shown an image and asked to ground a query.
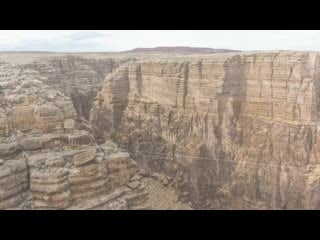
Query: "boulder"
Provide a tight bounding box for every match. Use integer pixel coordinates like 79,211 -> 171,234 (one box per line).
19,137 -> 43,151
127,180 -> 141,189
64,119 -> 76,130
0,143 -> 21,158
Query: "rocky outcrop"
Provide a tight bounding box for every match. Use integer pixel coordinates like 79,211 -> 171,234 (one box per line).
0,158 -> 28,209
0,57 -> 147,210
2,50 -> 320,210
24,56 -> 132,120
91,51 -> 320,209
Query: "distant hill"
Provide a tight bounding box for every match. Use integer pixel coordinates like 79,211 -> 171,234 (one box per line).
125,46 -> 241,54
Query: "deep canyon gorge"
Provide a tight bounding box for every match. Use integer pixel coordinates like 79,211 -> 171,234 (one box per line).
1,49 -> 320,209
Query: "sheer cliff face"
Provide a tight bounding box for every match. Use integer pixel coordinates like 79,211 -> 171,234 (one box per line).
91,52 -> 320,209
2,51 -> 320,210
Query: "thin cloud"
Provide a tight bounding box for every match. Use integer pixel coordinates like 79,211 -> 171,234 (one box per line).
0,30 -> 320,52
67,31 -> 112,41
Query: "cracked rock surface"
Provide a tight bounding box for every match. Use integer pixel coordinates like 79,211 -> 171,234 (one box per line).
1,51 -> 320,209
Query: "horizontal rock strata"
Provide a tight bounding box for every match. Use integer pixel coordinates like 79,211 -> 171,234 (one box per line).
0,158 -> 28,209
3,50 -> 320,209
91,51 -> 320,209
0,55 -> 147,209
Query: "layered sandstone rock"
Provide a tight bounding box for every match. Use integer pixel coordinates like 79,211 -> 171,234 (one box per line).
91,51 -> 320,209
0,56 -> 150,210
2,50 -> 320,210
23,56 -> 132,120
0,158 -> 28,209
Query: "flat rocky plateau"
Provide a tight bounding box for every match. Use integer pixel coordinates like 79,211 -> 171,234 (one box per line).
1,50 -> 320,209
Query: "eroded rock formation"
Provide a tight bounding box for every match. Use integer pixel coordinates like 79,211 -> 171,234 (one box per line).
91,51 -> 320,209
2,50 -> 320,209
0,56 -> 149,209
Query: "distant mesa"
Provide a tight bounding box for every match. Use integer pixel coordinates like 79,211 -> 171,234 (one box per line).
124,46 -> 241,54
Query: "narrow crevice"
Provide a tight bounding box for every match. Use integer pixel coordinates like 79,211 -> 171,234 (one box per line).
136,64 -> 142,96
183,62 -> 189,109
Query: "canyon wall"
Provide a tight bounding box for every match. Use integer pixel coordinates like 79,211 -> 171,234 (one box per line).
2,51 -> 320,209
91,51 -> 320,209
23,56 -> 132,120
0,56 -> 151,209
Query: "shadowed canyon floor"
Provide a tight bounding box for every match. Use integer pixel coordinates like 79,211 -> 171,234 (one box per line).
1,50 -> 320,209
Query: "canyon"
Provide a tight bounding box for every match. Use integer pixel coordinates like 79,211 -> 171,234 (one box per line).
1,50 -> 320,209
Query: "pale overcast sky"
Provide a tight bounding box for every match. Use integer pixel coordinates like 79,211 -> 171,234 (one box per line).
0,30 -> 320,52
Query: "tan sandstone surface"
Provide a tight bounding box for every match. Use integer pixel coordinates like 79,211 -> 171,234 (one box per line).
1,50 -> 320,209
